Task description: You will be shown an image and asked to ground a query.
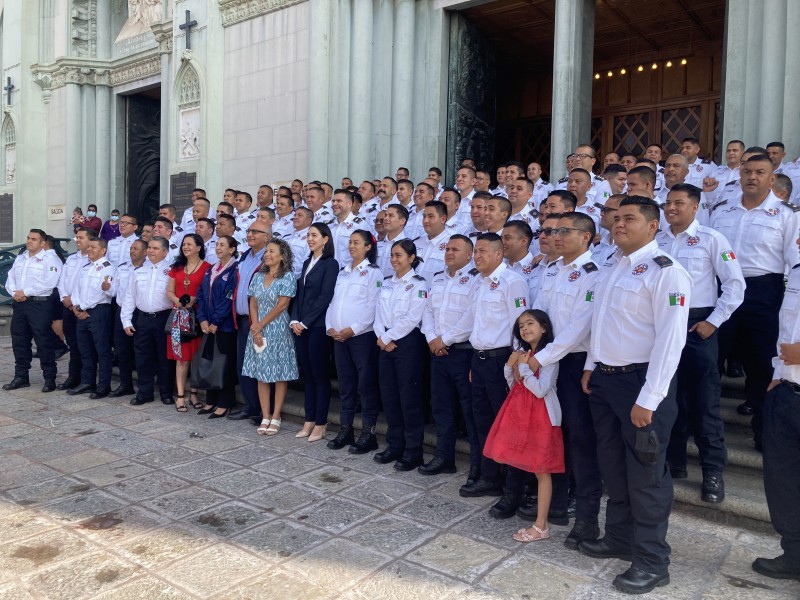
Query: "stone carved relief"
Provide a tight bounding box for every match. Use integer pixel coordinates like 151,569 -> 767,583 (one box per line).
71,0 -> 98,57
218,0 -> 305,27
177,66 -> 201,108
116,0 -> 163,42
5,146 -> 15,184
3,116 -> 16,185
179,107 -> 200,160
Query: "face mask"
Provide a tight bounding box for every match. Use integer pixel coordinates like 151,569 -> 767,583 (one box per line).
111,215 -> 119,221
87,211 -> 96,217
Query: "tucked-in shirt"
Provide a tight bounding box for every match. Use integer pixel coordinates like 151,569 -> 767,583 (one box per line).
325,259 -> 383,335
656,220 -> 745,328
374,268 -> 428,344
710,191 -> 800,277
421,265 -> 480,346
120,259 -> 173,327
57,251 -> 90,301
774,264 -> 800,385
73,257 -> 115,310
587,240 -> 691,410
6,249 -> 61,298
469,262 -> 529,350
235,247 -> 265,315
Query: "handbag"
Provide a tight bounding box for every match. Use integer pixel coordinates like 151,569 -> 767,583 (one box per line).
163,307 -> 201,342
190,334 -> 227,390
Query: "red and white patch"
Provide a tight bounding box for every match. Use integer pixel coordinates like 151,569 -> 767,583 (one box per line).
568,271 -> 581,282
163,269 -> 170,275
345,222 -> 353,229
632,263 -> 648,276
686,236 -> 700,246
522,265 -> 533,274
360,269 -> 368,276
696,165 -> 703,172
490,281 -> 499,290
439,242 -> 447,251
404,284 -> 413,291
766,208 -> 779,217
459,276 -> 469,284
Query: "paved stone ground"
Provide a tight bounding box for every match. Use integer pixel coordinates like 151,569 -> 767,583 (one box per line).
1,339 -> 799,599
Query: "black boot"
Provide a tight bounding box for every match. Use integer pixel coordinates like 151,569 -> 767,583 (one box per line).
564,520 -> 600,550
327,425 -> 355,450
3,377 -> 30,391
349,428 -> 378,454
489,494 -> 521,519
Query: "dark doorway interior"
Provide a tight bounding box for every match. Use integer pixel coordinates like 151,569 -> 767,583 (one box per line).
126,89 -> 161,225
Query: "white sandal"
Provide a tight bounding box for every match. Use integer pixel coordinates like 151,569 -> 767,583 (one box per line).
256,419 -> 271,435
265,419 -> 281,436
513,525 -> 550,543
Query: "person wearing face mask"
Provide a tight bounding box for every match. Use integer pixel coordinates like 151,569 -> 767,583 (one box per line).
101,209 -> 122,241
82,204 -> 103,236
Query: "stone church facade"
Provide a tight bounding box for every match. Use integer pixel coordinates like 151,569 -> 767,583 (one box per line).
0,0 -> 798,242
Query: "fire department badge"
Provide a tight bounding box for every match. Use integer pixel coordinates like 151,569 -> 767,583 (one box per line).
439,242 -> 447,251
686,236 -> 699,246
459,276 -> 469,284
360,269 -> 368,276
632,263 -> 648,276
490,281 -> 499,290
767,208 -> 779,217
568,271 -> 581,282
522,264 -> 533,274
404,284 -> 413,291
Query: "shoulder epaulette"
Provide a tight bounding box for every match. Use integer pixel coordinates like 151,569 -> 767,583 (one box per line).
558,176 -> 568,183
175,226 -> 183,232
469,268 -> 479,275
134,265 -> 144,270
468,231 -> 479,237
367,206 -> 377,213
541,179 -> 549,185
582,262 -> 598,273
433,270 -> 444,277
339,266 -> 346,272
102,261 -> 111,267
412,274 -> 425,281
653,255 -> 673,268
354,216 -> 364,223
170,243 -> 177,249
594,174 -> 604,181
701,158 -> 712,164
711,200 -> 728,213
781,199 -> 800,212
547,261 -> 559,269
725,180 -> 737,187
368,263 -> 379,269
383,275 -> 392,280
793,263 -> 800,270
411,236 -> 420,242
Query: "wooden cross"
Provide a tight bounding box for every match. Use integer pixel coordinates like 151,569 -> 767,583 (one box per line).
179,10 -> 198,50
4,77 -> 14,106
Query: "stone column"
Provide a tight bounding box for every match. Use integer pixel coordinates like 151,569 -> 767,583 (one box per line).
348,0 -> 373,182
65,82 -> 82,210
370,0 -> 394,177
159,53 -> 171,204
95,84 -> 112,212
308,0 -> 332,180
390,0 -> 415,170
550,0 -> 595,181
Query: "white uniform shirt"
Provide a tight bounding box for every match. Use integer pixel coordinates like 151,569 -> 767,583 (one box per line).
685,157 -> 718,188
656,220 -> 744,328
58,251 -> 90,301
454,189 -> 476,223
469,262 -> 529,350
530,179 -> 554,208
710,191 -> 800,277
330,213 -> 361,266
6,249 -> 61,297
180,205 -> 216,232
591,232 -> 617,265
656,185 -> 712,227
235,209 -> 258,237
106,234 -> 139,268
508,204 -> 537,228
120,259 -> 173,328
73,257 -> 115,310
534,250 -> 600,364
773,263 -> 800,385
273,213 -> 295,240
528,257 -> 558,305
575,201 -> 601,229
416,229 -> 450,284
588,240 -> 692,410
373,268 -> 428,344
376,232 -> 407,278
444,213 -> 469,237
325,259 -> 382,335
313,205 -> 335,225
421,265 -> 480,345
202,236 -> 218,265
109,261 -> 138,306
289,227 -> 310,278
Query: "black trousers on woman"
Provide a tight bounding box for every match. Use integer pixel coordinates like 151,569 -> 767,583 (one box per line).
295,326 -> 332,425
205,330 -> 239,409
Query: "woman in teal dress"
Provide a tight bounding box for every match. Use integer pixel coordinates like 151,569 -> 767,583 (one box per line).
241,238 -> 299,436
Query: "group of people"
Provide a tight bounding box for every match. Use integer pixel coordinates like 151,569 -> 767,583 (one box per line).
5,136 -> 800,594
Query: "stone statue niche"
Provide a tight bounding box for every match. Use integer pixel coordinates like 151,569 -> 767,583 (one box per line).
116,0 -> 163,43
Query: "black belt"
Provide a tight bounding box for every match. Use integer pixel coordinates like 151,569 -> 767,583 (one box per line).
474,347 -> 511,359
688,307 -> 714,320
450,342 -> 473,351
781,380 -> 800,396
236,314 -> 250,320
141,308 -> 171,318
595,361 -> 648,375
28,296 -> 51,302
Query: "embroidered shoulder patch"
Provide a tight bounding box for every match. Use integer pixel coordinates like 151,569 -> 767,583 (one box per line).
653,255 -> 673,268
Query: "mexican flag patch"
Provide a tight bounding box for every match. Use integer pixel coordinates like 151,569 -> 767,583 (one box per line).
514,297 -> 526,308
669,292 -> 686,306
585,291 -> 594,302
418,290 -> 427,298
721,251 -> 736,261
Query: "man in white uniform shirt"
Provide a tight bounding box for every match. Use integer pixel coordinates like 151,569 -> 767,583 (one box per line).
289,207 -> 314,278
330,189 -> 363,264
657,154 -> 711,226
454,166 -> 477,225
195,218 -> 218,265
376,205 -> 409,278
415,202 -> 451,283
273,194 -> 296,240
57,227 -> 92,390
106,214 -> 139,267
680,136 -> 717,188
527,161 -> 554,207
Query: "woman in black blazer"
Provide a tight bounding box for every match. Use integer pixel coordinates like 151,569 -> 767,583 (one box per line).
290,222 -> 339,442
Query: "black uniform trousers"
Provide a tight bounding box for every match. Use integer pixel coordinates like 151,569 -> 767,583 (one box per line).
470,348 -> 512,484
558,352 -> 603,523
113,305 -> 136,388
133,309 -> 172,400
378,328 -> 425,461
430,346 -> 480,466
76,304 -> 113,389
588,366 -> 678,576
236,315 -> 262,417
718,273 -> 784,445
295,326 -> 332,425
763,382 -> 800,568
333,331 -> 379,428
667,308 -> 726,476
62,305 -> 82,381
11,298 -> 57,381
204,331 -> 239,409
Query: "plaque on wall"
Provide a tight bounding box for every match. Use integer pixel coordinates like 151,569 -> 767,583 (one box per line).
170,172 -> 197,215
0,194 -> 13,243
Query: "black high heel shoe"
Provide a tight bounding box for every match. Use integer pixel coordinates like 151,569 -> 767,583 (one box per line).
208,408 -> 229,420
197,405 -> 216,415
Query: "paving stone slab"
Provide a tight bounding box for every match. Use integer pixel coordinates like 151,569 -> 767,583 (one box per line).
92,575 -> 195,599
22,551 -> 140,600
406,533 -> 508,583
0,528 -> 93,576
394,493 -> 478,528
231,519 -> 329,563
290,495 -> 378,534
0,507 -> 59,543
142,487 -> 229,520
70,504 -> 169,546
340,477 -> 425,509
136,447 -> 206,468
42,448 -> 120,473
294,465 -> 372,494
216,442 -> 286,466
340,559 -> 467,600
0,581 -> 37,600
5,475 -> 95,507
181,433 -> 253,454
481,554 -> 592,599
202,469 -> 282,497
106,470 -> 191,502
165,457 -> 239,482
117,524 -> 217,568
344,515 -> 438,557
252,453 -> 327,478
43,489 -> 128,525
241,482 -> 324,515
217,568 -> 336,600
74,459 -> 153,487
185,501 -> 271,537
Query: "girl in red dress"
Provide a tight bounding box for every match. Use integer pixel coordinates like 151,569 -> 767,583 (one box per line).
483,309 -> 564,543
166,234 -> 211,412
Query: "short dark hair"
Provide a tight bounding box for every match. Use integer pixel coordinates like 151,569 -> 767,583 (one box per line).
458,166 -> 476,178
428,166 -> 442,176
766,141 -> 785,151
627,166 -> 657,187
216,213 -> 236,227
29,228 -> 47,241
89,237 -> 108,249
360,181 -> 376,196
727,139 -> 745,149
334,189 -> 355,204
681,137 -> 700,145
476,232 -> 503,249
743,154 -> 773,168
150,236 -> 169,252
668,183 -> 702,203
258,206 -> 276,219
155,216 -> 174,231
744,146 -> 768,155
218,201 -> 234,211
193,188 -> 207,195
386,203 -> 409,223
417,182 -> 436,196
488,196 -> 512,217
159,203 -> 176,214
774,173 -> 794,196
569,168 -> 592,181
558,212 -> 596,241
121,213 -> 138,225
259,184 -> 274,192
603,163 -> 627,176
196,217 -> 215,229
620,195 -> 661,222
423,200 -> 448,219
503,220 -> 534,244
397,179 -> 414,190
547,190 -> 578,210
440,186 -> 461,202
448,233 -> 473,250
237,191 -> 253,205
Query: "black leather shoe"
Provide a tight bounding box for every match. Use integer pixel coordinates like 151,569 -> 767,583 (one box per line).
373,448 -> 403,464
56,377 -> 78,391
161,397 -> 175,405
701,475 -> 725,503
90,388 -> 111,399
517,491 -> 537,515
670,466 -> 688,479
130,396 -> 154,406
564,520 -> 600,550
3,377 -> 30,391
197,406 -> 215,415
41,380 -> 57,393
67,383 -> 96,396
726,362 -> 744,378
55,345 -> 69,360
327,425 -> 355,450
489,495 -> 521,519
613,567 -> 669,593
737,401 -> 754,416
752,556 -> 800,581
109,385 -> 135,398
394,456 -> 424,471
567,494 -> 576,518
459,479 -> 503,498
227,410 -> 256,421
349,431 -> 379,454
418,456 -> 457,476
578,537 -> 633,561
208,408 -> 229,419
466,465 -> 481,485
